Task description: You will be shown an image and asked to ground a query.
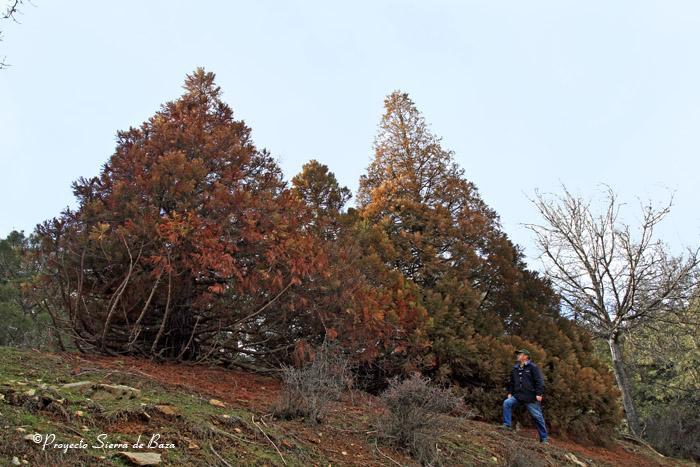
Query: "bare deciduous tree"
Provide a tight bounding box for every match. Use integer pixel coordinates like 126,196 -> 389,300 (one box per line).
526,186 -> 699,435
1,0 -> 24,69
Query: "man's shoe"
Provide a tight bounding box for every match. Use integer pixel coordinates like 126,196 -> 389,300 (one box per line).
499,424 -> 513,431
540,439 -> 549,444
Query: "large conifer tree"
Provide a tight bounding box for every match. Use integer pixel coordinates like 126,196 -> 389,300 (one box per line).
35,69 -> 324,364
357,91 -> 621,442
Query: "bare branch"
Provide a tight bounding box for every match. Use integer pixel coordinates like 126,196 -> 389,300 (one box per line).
0,0 -> 24,69
526,185 -> 699,435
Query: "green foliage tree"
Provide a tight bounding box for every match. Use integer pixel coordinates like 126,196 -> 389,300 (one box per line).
624,296 -> 700,458
291,159 -> 351,239
0,231 -> 49,347
627,299 -> 699,412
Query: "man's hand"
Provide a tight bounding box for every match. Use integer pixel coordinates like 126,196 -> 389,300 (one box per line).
536,395 -> 543,402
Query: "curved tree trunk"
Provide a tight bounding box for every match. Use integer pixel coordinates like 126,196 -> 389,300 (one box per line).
608,333 -> 641,435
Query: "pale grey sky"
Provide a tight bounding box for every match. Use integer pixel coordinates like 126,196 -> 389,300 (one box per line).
1,1 -> 698,265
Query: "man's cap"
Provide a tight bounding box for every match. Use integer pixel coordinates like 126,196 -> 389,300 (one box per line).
514,348 -> 531,357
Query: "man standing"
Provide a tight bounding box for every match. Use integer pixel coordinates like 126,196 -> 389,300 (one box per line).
501,349 -> 548,443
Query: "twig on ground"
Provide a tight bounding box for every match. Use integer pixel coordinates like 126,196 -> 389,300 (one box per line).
207,424 -> 264,446
54,422 -> 89,438
374,440 -> 403,467
328,424 -> 377,434
71,367 -> 101,376
618,433 -> 666,458
210,444 -> 233,467
98,371 -> 115,383
252,415 -> 287,466
73,358 -> 156,380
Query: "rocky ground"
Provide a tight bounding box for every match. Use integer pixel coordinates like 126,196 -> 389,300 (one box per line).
0,347 -> 693,466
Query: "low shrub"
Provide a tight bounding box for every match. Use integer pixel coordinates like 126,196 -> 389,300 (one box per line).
273,343 -> 351,424
377,373 -> 461,466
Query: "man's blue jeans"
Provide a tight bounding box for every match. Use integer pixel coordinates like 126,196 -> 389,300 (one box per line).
503,396 -> 548,441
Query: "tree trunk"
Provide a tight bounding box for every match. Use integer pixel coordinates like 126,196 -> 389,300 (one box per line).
608,333 -> 641,434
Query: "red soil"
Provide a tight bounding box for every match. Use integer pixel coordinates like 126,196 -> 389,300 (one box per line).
59,353 -> 679,467
65,353 -> 280,410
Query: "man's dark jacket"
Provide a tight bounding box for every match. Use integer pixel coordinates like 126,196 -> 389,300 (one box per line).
506,360 -> 545,403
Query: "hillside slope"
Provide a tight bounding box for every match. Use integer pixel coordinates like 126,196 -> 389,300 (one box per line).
0,347 -> 691,466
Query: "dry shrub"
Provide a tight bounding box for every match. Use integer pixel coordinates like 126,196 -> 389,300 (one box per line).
273,343 -> 351,424
377,373 -> 461,466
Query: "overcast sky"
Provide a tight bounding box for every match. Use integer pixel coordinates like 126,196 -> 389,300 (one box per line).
1,0 -> 698,266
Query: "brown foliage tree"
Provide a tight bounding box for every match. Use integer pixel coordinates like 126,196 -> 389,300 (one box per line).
34,69 -> 325,365
290,160 -> 430,370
